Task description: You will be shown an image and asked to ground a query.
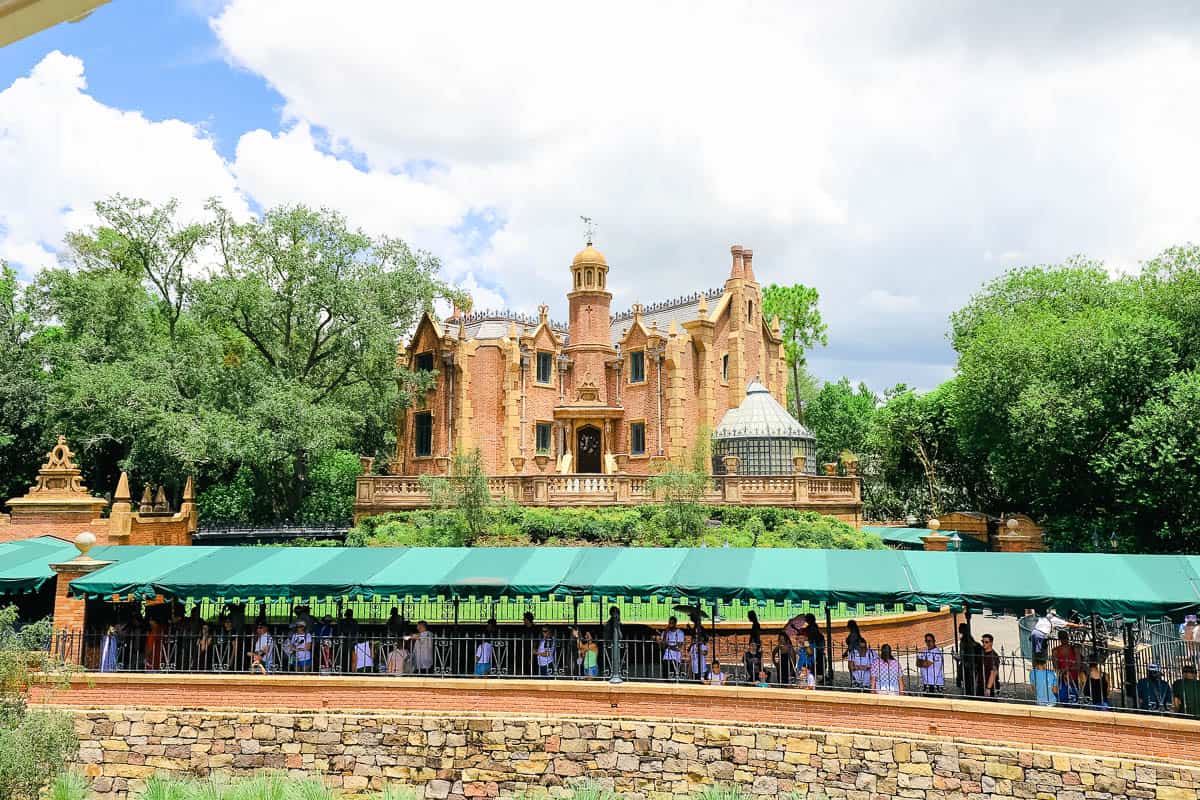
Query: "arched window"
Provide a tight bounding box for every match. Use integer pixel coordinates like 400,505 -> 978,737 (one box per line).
586,269 -> 594,287
599,271 -> 605,288
575,271 -> 581,288
747,300 -> 753,321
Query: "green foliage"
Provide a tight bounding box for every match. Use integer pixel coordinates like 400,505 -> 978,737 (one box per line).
344,505 -> 882,551
762,283 -> 828,419
565,783 -> 620,800
47,771 -> 88,800
297,450 -> 362,524
0,606 -> 79,800
419,449 -> 492,543
692,785 -> 750,800
0,195 -> 457,524
803,378 -> 876,467
647,429 -> 713,541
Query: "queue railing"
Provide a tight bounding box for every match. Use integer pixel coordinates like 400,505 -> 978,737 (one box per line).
49,627 -> 1200,720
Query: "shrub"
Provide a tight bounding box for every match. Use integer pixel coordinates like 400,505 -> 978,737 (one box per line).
296,449 -> 361,524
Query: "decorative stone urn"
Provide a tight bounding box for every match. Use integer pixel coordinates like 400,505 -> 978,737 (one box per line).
358,456 -> 375,475
721,455 -> 740,475
533,454 -> 549,472
822,462 -> 838,476
510,456 -> 526,473
792,455 -> 806,474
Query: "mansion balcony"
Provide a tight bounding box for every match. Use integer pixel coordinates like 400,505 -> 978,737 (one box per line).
353,472 -> 862,524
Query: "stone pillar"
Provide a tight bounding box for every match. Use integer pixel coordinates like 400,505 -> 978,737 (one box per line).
921,534 -> 950,551
106,472 -> 133,546
723,474 -> 740,504
50,533 -> 114,663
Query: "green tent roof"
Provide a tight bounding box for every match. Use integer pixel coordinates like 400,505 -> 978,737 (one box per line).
0,536 -> 82,595
862,527 -> 987,552
63,544 -> 1200,617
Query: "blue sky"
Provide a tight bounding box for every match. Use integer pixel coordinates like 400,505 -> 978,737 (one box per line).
0,3 -> 275,160
3,1 -> 1200,392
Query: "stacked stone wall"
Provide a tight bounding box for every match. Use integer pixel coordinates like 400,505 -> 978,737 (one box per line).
70,707 -> 1200,800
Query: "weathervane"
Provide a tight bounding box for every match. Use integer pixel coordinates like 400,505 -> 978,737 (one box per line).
580,215 -> 596,246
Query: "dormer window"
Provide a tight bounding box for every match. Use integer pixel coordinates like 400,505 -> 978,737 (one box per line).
415,351 -> 435,372
536,351 -> 554,384
629,350 -> 646,384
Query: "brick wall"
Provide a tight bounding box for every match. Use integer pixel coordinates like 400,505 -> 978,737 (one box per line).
61,680 -> 1200,798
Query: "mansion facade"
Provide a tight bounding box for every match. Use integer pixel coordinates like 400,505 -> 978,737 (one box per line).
394,242 -> 790,476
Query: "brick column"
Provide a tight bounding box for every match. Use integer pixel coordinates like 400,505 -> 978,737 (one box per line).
921,534 -> 950,551
50,533 -> 113,663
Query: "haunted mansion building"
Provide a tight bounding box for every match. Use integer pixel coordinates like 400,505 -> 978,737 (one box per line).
393,242 -> 804,477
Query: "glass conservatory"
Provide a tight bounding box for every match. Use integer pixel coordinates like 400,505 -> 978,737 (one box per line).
712,381 -> 817,475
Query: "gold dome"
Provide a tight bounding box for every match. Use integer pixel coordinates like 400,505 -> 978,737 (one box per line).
571,244 -> 608,268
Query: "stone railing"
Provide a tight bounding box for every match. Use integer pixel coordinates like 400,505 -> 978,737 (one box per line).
355,473 -> 861,520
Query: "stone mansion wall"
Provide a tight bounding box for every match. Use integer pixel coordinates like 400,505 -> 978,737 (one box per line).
56,675 -> 1200,800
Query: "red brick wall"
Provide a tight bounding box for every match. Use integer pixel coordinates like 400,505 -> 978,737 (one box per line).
43,673 -> 1200,764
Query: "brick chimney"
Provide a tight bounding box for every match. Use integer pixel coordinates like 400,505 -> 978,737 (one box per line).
729,245 -> 744,280
742,248 -> 755,283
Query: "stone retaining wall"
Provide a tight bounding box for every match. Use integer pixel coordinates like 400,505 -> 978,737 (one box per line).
72,708 -> 1200,800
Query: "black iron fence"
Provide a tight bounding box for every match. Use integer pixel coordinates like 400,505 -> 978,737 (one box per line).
50,626 -> 1200,720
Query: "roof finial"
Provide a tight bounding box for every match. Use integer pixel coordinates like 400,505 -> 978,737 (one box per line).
579,215 -> 596,247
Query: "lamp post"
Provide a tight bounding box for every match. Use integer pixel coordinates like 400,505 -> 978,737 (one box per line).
947,532 -> 962,553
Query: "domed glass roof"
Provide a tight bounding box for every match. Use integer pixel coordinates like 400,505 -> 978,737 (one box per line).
714,381 -> 815,441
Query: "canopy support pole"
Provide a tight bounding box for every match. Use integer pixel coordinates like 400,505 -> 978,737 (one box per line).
453,597 -> 460,627
1122,623 -> 1137,707
572,596 -> 579,628
1090,613 -> 1100,663
608,615 -> 623,685
824,605 -> 833,685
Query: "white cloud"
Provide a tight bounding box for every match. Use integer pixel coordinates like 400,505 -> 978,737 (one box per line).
0,51 -> 247,275
204,1 -> 1200,389
8,4 -> 1200,391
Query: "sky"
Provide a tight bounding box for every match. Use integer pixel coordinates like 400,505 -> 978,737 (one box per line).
3,1 -> 1200,391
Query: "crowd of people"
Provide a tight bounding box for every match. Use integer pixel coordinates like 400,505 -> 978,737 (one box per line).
79,601 -> 1200,719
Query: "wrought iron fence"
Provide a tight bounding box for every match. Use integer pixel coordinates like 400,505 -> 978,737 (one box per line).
51,625 -> 1200,721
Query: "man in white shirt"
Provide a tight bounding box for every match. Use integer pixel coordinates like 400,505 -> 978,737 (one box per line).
251,623 -> 275,673
1032,613 -> 1053,658
704,659 -> 728,686
915,633 -> 945,694
660,617 -> 684,680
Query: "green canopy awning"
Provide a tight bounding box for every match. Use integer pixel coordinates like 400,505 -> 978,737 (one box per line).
0,536 -> 81,595
63,544 -> 1200,617
862,527 -> 987,552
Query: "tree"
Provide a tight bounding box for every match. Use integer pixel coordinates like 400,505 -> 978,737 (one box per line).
761,284 -> 828,419
21,196 -> 457,523
647,429 -> 713,541
419,449 -> 493,544
0,264 -> 50,501
1096,369 -> 1200,552
0,607 -> 78,800
803,378 -> 876,467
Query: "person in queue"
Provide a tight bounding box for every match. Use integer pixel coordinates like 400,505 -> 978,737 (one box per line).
574,628 -> 599,677
1173,664 -> 1200,718
1051,630 -> 1082,704
660,616 -> 685,679
703,658 -> 727,686
803,613 -> 826,684
1028,656 -> 1058,706
1136,663 -> 1173,712
870,643 -> 903,695
536,625 -> 557,677
847,638 -> 875,690
980,634 -> 1000,699
915,632 -> 944,695
772,631 -> 796,686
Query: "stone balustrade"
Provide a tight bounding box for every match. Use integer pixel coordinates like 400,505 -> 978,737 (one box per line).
354,474 -> 862,522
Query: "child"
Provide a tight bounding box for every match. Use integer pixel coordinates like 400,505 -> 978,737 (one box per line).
475,637 -> 494,676
797,664 -> 816,690
1029,656 -> 1058,706
755,668 -> 771,688
704,659 -> 727,686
